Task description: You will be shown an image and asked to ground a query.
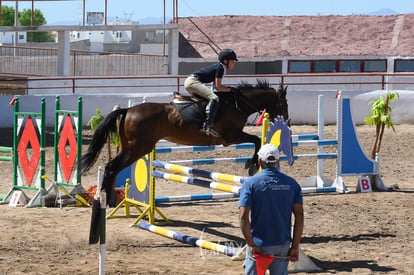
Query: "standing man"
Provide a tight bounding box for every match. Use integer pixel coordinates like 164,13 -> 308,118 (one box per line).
238,144 -> 304,275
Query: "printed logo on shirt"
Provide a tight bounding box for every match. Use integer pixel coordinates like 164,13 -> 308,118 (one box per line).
263,178 -> 291,191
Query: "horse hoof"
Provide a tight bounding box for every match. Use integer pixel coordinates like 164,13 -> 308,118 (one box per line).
248,165 -> 258,176
245,159 -> 252,170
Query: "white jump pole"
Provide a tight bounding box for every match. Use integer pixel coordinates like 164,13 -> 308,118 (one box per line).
97,167 -> 106,275
316,94 -> 325,187
301,94 -> 336,188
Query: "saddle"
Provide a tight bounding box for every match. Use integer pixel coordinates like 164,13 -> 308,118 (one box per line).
171,92 -> 208,124
171,91 -> 237,125
172,91 -> 204,103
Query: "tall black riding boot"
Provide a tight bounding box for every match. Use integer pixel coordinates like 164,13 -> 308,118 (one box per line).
202,99 -> 219,137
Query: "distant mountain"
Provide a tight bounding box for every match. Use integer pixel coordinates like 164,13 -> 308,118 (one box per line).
47,20 -> 80,26
367,8 -> 398,16
47,11 -> 414,26
138,17 -> 171,24
47,17 -> 167,26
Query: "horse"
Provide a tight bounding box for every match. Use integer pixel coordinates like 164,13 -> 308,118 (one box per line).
81,80 -> 288,210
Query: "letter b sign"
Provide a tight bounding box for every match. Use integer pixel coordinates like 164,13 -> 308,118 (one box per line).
358,176 -> 372,193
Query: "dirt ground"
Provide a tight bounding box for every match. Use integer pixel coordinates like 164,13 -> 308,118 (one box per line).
0,124 -> 413,274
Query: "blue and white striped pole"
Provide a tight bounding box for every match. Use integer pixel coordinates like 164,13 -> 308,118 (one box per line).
155,192 -> 239,203
137,221 -> 240,257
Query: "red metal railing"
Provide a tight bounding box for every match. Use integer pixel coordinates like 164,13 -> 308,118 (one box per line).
1,73 -> 414,96
0,45 -> 168,76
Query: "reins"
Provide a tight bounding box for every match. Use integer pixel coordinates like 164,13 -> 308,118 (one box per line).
234,88 -> 281,115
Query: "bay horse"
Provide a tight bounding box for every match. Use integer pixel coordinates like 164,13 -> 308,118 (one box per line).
81,80 -> 288,208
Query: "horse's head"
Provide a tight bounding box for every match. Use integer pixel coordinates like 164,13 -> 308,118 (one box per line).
235,80 -> 289,122
268,83 -> 289,123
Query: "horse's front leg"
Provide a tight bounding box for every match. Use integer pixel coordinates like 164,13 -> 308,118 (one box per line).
226,131 -> 261,176
245,134 -> 261,176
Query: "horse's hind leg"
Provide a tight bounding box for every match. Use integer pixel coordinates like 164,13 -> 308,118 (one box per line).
102,150 -> 143,206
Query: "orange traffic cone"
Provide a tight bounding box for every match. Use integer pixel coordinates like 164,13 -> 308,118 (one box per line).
255,109 -> 266,126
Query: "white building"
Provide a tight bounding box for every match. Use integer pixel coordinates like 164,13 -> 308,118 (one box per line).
70,21 -> 135,52
0,31 -> 26,44
68,21 -> 168,54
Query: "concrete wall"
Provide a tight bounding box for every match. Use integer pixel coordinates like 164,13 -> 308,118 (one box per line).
1,89 -> 412,129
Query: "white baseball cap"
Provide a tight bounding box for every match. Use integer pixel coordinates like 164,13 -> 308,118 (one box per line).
257,143 -> 280,163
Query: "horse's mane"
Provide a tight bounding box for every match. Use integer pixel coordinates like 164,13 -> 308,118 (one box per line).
237,79 -> 272,90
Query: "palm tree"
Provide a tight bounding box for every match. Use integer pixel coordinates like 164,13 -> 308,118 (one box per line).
364,91 -> 399,190
364,91 -> 399,160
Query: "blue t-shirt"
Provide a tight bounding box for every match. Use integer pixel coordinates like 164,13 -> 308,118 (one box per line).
192,62 -> 225,83
238,167 -> 303,246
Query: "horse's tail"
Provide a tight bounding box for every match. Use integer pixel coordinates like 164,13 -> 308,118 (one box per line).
81,108 -> 128,174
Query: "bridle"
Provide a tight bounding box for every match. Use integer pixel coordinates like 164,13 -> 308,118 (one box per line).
233,88 -> 287,120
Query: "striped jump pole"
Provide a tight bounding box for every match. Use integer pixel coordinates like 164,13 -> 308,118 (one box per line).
165,153 -> 337,167
152,160 -> 245,184
0,146 -> 12,200
156,143 -> 255,153
291,133 -> 319,141
168,156 -> 251,166
137,221 -> 240,257
155,192 -> 239,203
156,134 -> 318,149
301,186 -> 337,193
292,139 -> 337,147
0,146 -> 13,162
154,137 -> 329,168
152,171 -> 241,194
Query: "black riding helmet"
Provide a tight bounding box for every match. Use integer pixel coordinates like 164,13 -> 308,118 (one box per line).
218,49 -> 238,63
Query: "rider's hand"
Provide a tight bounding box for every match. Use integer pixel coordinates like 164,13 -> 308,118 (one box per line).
230,86 -> 240,93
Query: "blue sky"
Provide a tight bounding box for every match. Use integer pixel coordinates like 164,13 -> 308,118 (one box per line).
4,0 -> 414,25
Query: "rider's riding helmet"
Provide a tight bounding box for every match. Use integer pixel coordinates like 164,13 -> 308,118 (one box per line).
218,49 -> 238,63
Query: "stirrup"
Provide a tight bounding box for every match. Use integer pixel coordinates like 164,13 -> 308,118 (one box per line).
208,127 -> 219,137
201,123 -> 219,137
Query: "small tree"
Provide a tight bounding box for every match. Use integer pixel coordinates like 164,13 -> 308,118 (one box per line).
364,91 -> 399,160
87,108 -> 120,161
1,6 -> 15,26
19,9 -> 54,42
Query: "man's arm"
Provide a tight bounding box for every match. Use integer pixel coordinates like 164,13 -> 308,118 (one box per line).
289,203 -> 304,262
239,206 -> 261,255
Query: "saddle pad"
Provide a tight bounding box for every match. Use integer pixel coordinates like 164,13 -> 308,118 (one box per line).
172,92 -> 233,125
173,102 -> 205,125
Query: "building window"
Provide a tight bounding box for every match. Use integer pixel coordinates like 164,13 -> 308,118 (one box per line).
395,59 -> 414,72
289,59 -> 389,73
18,34 -> 25,40
339,60 -> 361,72
255,61 -> 282,74
314,61 -> 336,73
364,60 -> 386,72
289,61 -> 311,73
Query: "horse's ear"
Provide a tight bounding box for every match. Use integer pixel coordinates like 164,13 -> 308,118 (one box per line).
282,85 -> 288,96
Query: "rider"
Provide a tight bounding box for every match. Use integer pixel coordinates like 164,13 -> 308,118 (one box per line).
184,49 -> 238,137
